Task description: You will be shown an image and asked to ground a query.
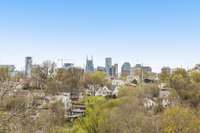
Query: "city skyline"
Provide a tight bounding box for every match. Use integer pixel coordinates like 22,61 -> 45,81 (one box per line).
0,56 -> 198,73
0,0 -> 200,71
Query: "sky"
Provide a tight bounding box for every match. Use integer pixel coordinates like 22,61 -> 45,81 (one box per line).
0,0 -> 200,72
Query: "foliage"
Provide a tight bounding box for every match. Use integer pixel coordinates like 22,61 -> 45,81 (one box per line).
0,67 -> 10,82
55,67 -> 84,93
118,86 -> 135,98
191,71 -> 200,83
143,84 -> 160,97
162,106 -> 200,133
74,96 -> 122,133
169,68 -> 200,107
3,96 -> 27,111
160,69 -> 171,83
49,101 -> 65,126
83,71 -> 108,88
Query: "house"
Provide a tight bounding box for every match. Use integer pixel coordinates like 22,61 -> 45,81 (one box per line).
43,93 -> 72,110
112,80 -> 125,86
95,86 -> 112,97
159,88 -> 171,99
144,98 -> 157,109
67,103 -> 86,122
112,86 -> 119,97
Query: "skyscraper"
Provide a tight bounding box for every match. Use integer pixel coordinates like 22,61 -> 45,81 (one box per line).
105,57 -> 112,76
25,57 -> 32,78
85,57 -> 94,73
121,62 -> 131,77
112,64 -> 118,78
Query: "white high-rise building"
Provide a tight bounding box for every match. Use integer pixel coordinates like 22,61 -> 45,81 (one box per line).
25,57 -> 32,78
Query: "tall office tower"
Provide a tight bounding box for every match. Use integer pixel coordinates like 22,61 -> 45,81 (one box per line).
112,64 -> 118,78
25,57 -> 32,78
121,62 -> 131,77
105,57 -> 112,76
85,57 -> 94,73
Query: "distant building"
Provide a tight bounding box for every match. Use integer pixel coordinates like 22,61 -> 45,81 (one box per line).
97,66 -> 106,72
25,57 -> 32,78
131,64 -> 153,83
63,63 -> 74,70
121,62 -> 131,77
193,64 -> 200,71
132,64 -> 152,77
143,66 -> 152,73
112,64 -> 118,78
85,57 -> 94,73
105,57 -> 112,76
161,67 -> 171,74
132,64 -> 141,74
0,65 -> 16,77
0,65 -> 15,72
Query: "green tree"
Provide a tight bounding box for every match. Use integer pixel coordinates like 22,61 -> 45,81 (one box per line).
0,67 -> 10,81
160,69 -> 171,83
191,71 -> 200,83
49,101 -> 65,126
83,71 -> 108,88
55,67 -> 84,95
162,106 -> 200,133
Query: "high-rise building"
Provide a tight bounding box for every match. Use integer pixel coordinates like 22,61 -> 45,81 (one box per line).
112,64 -> 118,78
121,62 -> 131,77
86,57 -> 94,73
25,57 -> 32,78
105,57 -> 112,76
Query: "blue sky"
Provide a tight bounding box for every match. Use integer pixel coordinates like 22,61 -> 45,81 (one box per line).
0,0 -> 200,71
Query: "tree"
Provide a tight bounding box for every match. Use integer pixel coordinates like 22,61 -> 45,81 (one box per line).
90,71 -> 107,86
191,71 -> 200,83
55,67 -> 84,95
160,69 -> 171,83
13,71 -> 24,82
49,101 -> 65,126
0,67 -> 10,82
170,68 -> 190,98
31,61 -> 56,90
169,68 -> 200,107
162,106 -> 200,133
83,71 -> 108,89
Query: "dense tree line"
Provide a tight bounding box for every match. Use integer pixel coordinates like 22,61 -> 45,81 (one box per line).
1,64 -> 200,133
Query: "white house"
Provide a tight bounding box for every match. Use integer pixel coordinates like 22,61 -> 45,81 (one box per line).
144,98 -> 157,109
95,86 -> 112,97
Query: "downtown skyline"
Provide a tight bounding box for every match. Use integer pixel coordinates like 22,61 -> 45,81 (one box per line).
0,55 -> 197,73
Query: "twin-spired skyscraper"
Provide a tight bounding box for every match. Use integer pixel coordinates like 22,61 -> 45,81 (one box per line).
85,56 -> 94,73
